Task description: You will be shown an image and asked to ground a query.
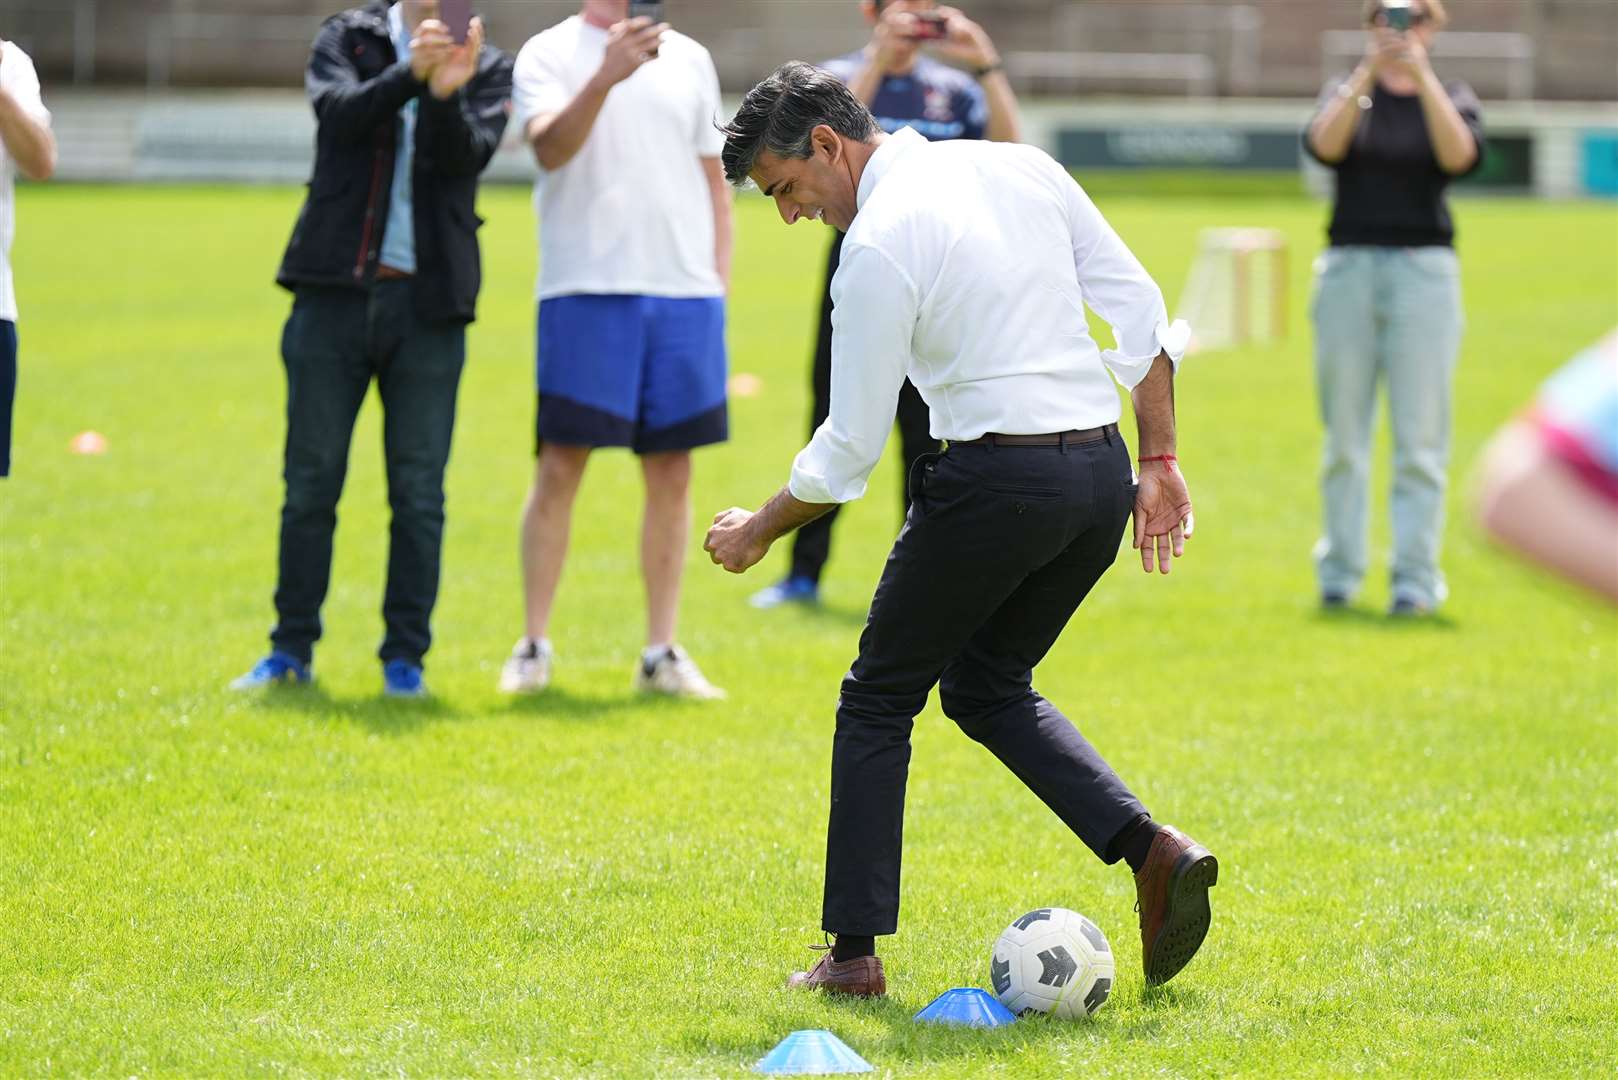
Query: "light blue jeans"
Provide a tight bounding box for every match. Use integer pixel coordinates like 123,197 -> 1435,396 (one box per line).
1309,245 -> 1464,607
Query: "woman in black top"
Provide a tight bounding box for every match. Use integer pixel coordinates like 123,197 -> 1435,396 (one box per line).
1303,0 -> 1483,616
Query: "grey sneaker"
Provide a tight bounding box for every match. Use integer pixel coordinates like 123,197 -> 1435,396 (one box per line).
498,638 -> 553,694
633,645 -> 726,700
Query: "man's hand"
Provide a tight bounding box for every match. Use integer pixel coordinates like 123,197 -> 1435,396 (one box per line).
1370,26 -> 1428,80
593,17 -> 668,90
410,19 -> 454,82
428,16 -> 484,99
927,7 -> 1001,70
1132,461 -> 1194,574
869,7 -> 922,73
705,508 -> 771,574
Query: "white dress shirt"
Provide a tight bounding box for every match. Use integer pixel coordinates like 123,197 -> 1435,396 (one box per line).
1,41 -> 52,324
788,127 -> 1190,505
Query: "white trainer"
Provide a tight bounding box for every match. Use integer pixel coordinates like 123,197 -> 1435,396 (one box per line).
634,645 -> 726,700
498,638 -> 553,694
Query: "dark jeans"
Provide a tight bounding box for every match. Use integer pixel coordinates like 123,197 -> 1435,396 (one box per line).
823,433 -> 1149,936
270,283 -> 466,668
1,320 -> 15,478
790,233 -> 938,584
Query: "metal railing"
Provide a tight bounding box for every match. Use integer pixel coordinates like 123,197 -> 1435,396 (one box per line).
1319,30 -> 1536,100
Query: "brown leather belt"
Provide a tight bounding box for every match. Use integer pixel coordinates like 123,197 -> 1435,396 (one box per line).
375,264 -> 413,281
952,424 -> 1117,448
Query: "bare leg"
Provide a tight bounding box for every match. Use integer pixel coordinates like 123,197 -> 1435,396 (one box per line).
639,449 -> 692,648
520,444 -> 592,642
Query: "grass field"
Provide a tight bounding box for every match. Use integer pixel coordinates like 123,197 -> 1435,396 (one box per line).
1,180 -> 1615,1077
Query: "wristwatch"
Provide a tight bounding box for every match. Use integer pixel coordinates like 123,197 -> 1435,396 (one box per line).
973,60 -> 1003,79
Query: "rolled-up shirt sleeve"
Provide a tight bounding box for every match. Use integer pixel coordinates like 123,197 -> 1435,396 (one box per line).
788,241 -> 917,504
1063,172 -> 1190,390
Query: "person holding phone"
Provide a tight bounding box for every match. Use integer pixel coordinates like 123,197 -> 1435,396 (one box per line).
748,0 -> 1023,610
231,1 -> 513,696
499,0 -> 732,699
1303,0 -> 1483,616
0,37 -> 56,480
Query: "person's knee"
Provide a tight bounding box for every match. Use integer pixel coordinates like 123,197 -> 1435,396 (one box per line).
283,450 -> 347,512
534,445 -> 590,500
939,685 -> 1008,741
641,450 -> 692,499
939,662 -> 1034,740
837,674 -> 926,736
1321,426 -> 1372,470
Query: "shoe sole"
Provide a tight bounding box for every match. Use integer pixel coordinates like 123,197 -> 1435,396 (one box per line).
1145,845 -> 1218,986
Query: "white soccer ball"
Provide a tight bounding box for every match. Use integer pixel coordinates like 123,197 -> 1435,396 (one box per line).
990,907 -> 1115,1019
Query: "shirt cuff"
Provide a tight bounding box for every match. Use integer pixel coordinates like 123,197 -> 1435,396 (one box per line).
1101,318 -> 1192,390
788,459 -> 866,506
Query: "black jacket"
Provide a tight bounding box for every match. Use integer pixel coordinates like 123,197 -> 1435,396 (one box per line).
276,1 -> 514,323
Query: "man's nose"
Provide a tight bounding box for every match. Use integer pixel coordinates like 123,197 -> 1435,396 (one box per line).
775,196 -> 798,225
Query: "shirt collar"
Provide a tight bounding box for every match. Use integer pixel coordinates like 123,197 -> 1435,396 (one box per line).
388,2 -> 411,59
856,127 -> 926,212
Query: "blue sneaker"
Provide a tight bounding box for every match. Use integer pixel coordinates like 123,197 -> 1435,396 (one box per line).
382,659 -> 427,698
749,574 -> 820,609
230,651 -> 311,690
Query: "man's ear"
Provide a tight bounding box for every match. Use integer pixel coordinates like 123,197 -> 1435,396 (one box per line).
812,125 -> 842,165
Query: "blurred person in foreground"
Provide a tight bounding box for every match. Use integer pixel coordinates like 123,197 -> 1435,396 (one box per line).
1304,0 -> 1483,616
0,36 -> 56,480
498,0 -> 731,700
749,0 -> 1022,609
1474,331 -> 1618,604
705,64 -> 1213,997
232,1 -> 513,696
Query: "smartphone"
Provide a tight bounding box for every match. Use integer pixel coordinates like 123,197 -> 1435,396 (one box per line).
441,0 -> 473,43
628,0 -> 664,57
911,11 -> 949,40
1381,0 -> 1412,32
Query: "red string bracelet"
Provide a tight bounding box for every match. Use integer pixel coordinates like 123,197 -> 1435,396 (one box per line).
1139,454 -> 1178,464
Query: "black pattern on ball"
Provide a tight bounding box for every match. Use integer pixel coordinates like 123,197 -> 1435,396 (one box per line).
1035,945 -> 1078,988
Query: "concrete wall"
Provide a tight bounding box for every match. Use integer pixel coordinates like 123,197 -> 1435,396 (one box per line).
8,0 -> 1618,101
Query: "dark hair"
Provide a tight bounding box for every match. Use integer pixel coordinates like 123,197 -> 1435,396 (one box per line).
719,61 -> 880,187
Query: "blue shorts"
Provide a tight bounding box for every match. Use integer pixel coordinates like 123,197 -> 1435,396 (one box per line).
536,294 -> 728,454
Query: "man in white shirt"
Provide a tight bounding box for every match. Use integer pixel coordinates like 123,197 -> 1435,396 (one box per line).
705,63 -> 1217,997
0,38 -> 57,479
501,0 -> 733,700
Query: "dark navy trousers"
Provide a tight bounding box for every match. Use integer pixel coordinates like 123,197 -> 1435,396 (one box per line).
1,320 -> 15,478
822,433 -> 1149,936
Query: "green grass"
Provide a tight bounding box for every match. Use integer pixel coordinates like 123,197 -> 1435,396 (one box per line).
1,181 -> 1615,1077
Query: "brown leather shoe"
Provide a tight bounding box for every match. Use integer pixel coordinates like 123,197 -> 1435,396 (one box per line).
786,948 -> 887,997
1134,825 -> 1218,985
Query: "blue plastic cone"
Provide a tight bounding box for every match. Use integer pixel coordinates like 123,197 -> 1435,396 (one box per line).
755,1029 -> 874,1074
913,987 -> 1018,1028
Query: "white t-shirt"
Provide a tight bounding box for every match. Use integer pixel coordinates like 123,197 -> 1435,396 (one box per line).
513,16 -> 725,300
1,41 -> 51,323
